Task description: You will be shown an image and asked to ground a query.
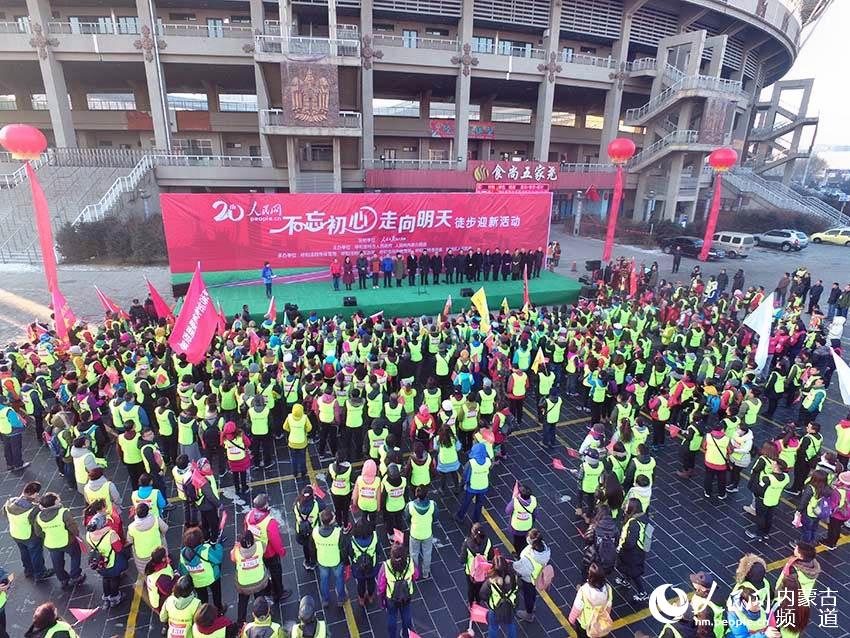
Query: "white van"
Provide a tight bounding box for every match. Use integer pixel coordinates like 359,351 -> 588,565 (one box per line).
712,232 -> 755,258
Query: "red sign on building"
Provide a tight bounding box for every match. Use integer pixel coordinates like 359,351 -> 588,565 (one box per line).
475,183 -> 550,192
472,161 -> 560,183
429,119 -> 496,139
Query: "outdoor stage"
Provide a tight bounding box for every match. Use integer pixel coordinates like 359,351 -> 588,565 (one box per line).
173,268 -> 582,320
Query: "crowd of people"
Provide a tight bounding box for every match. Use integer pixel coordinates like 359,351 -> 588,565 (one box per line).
324,242 -> 563,292
0,252 -> 847,638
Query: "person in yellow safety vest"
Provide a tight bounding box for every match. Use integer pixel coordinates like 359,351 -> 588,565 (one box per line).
240,596 -> 284,638
283,403 -> 311,480
24,602 -> 81,638
835,415 -> 850,471
314,386 -> 340,459
0,395 -> 28,472
20,381 -> 46,445
746,458 -> 789,541
505,366 -> 529,426
328,452 -> 353,530
144,546 -> 174,613
824,470 -> 850,548
352,459 -> 382,525
616,498 -> 649,602
4,481 -> 54,580
797,376 -> 826,429
222,421 -> 252,494
160,575 -> 202,638
177,405 -> 201,463
507,483 -> 537,556
776,541 -> 821,603
132,473 -> 167,521
382,463 -> 408,541
479,377 -> 497,419
647,388 -> 671,450
576,449 -> 604,520
366,417 -> 390,462
788,422 -> 823,495
126,502 -> 169,573
514,528 -> 551,623
192,601 -> 235,638
172,454 -> 198,527
481,555 -> 520,635
312,509 -> 346,608
178,526 -> 225,611
83,467 -> 122,514
85,512 -> 128,608
341,389 -> 366,463
405,485 -> 436,579
378,543 -> 417,638
117,421 -> 145,489
702,423 -> 730,500
33,492 -> 85,590
294,485 -> 322,570
248,395 -> 274,471
538,389 -> 562,450
726,588 -> 768,638
434,345 -> 453,395
291,595 -> 327,638
688,571 -> 726,638
455,442 -> 491,524
384,393 -> 405,445
231,530 -> 269,627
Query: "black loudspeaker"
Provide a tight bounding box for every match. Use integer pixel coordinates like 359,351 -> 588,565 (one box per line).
343,296 -> 357,306
460,287 -> 474,298
585,259 -> 602,272
579,285 -> 598,299
172,282 -> 189,298
578,275 -> 593,285
284,302 -> 298,312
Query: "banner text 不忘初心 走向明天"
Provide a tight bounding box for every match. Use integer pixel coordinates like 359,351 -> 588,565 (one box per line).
159,192 -> 553,273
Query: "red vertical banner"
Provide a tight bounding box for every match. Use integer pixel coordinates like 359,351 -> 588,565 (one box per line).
522,264 -> 530,308
26,163 -> 58,293
146,277 -> 175,321
168,264 -> 219,364
699,175 -> 723,261
602,165 -> 624,263
51,287 -> 76,346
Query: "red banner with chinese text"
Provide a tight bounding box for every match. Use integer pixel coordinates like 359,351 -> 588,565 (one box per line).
429,119 -> 496,139
160,192 -> 552,273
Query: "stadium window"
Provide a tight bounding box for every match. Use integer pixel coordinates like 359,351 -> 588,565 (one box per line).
230,15 -> 251,23
580,46 -> 596,54
169,13 -> 197,21
374,23 -> 395,32
471,36 -> 494,54
552,111 -> 576,127
402,146 -> 417,153
585,114 -> 604,129
425,27 -> 449,36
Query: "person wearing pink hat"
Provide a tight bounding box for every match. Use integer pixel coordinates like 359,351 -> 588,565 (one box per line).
221,421 -> 252,494
824,471 -> 850,549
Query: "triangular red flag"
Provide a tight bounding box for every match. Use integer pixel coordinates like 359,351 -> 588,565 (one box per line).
216,303 -> 227,336
312,483 -> 326,499
51,287 -> 77,347
218,509 -> 228,532
69,607 -> 100,624
168,264 -> 218,364
523,264 -> 530,308
265,296 -> 277,322
565,447 -> 580,459
94,286 -> 129,319
585,185 -> 601,202
146,277 -> 175,321
409,631 -> 422,638
393,528 -> 405,544
443,295 -> 452,320
667,424 -> 682,438
552,458 -> 567,470
249,330 -> 261,355
470,603 -> 489,624
369,310 -> 384,323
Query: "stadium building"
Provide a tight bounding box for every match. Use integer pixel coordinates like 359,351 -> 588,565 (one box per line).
0,0 -> 839,262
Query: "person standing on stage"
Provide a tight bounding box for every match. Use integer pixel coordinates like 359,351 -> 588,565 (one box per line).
356,251 -> 369,290
419,250 -> 431,286
343,256 -> 355,291
261,262 -> 274,299
393,253 -> 406,288
330,258 -> 342,292
370,253 -> 381,289
444,250 -> 455,284
465,249 -> 475,282
473,248 -> 484,281
381,254 -> 394,288
501,250 -> 512,281
431,250 -> 442,284
406,252 -> 417,287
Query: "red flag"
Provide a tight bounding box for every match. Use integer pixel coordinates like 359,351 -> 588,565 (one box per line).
393,528 -> 405,544
523,264 -> 530,308
51,287 -> 76,346
443,294 -> 453,319
265,296 -> 277,322
249,330 -> 261,355
69,607 -> 100,624
146,277 -> 175,321
218,510 -> 228,531
470,603 -> 489,624
94,286 -> 128,319
667,424 -> 682,438
552,458 -> 567,470
168,264 -> 218,364
585,185 -> 601,202
312,483 -> 326,499
369,310 -> 384,323
565,447 -> 580,459
216,303 -> 227,336
26,163 -> 58,293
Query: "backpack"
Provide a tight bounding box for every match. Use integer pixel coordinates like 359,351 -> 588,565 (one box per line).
295,509 -> 312,546
47,431 -> 63,458
88,534 -> 111,572
353,541 -> 374,574
706,394 -> 721,414
389,560 -> 412,605
501,411 -> 519,436
534,564 -> 555,592
643,521 -> 655,554
834,487 -> 850,520
585,587 -> 613,638
595,533 -> 618,573
814,489 -> 838,521
492,583 -> 516,624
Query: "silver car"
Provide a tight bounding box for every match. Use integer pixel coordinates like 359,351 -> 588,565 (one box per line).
754,229 -> 809,252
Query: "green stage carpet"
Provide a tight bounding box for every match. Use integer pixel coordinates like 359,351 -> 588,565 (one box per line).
204,271 -> 581,321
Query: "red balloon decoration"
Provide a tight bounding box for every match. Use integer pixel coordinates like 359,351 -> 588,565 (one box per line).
607,137 -> 636,165
708,147 -> 738,172
0,124 -> 48,160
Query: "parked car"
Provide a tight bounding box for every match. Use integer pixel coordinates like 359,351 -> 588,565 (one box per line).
711,232 -> 755,258
754,229 -> 808,252
810,227 -> 850,246
659,236 -> 726,260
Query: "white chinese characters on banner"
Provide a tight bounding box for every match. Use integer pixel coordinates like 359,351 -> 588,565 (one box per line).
488,163 -> 557,182
269,206 -> 457,236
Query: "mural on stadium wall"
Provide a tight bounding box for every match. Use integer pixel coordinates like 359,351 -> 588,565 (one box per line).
280,61 -> 339,126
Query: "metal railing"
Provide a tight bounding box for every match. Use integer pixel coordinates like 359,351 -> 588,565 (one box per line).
362,158 -> 457,170
562,52 -> 618,69
261,109 -> 362,129
263,20 -> 359,39
87,97 -> 137,110
628,57 -> 657,73
48,21 -> 118,35
628,130 -> 699,167
157,23 -> 252,38
371,34 -> 459,51
625,75 -> 744,123
0,21 -> 30,34
559,163 -> 615,173
152,154 -> 265,168
254,34 -> 359,56
0,154 -> 49,189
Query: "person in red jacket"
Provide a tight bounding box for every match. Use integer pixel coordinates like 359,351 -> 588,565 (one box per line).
244,493 -> 293,603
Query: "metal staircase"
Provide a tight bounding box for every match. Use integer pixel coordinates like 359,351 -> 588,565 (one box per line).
624,74 -> 745,127
627,130 -> 721,172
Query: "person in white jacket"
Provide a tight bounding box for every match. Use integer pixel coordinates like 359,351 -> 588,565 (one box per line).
569,562 -> 613,637
513,528 -> 551,623
828,315 -> 846,348
728,424 -> 754,493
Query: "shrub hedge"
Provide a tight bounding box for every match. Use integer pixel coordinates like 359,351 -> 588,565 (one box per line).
56,214 -> 167,264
